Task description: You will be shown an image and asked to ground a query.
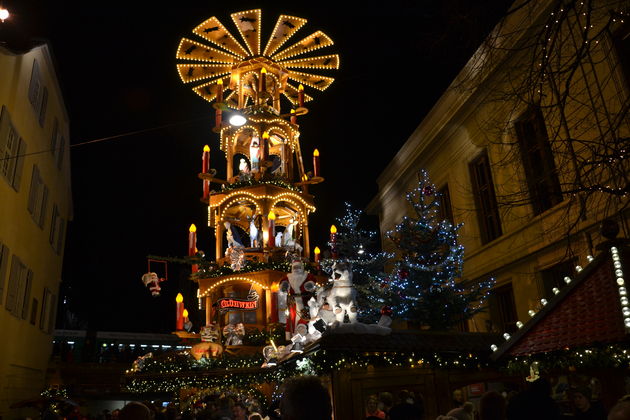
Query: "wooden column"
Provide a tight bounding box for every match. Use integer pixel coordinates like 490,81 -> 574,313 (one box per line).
226,140 -> 234,180
205,295 -> 212,326
302,213 -> 310,259
215,220 -> 223,260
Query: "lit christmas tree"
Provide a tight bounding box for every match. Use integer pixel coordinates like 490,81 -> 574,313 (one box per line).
385,170 -> 494,330
321,202 -> 392,322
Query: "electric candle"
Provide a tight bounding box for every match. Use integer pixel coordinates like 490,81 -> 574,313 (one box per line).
298,84 -> 304,107
313,149 -> 320,177
176,293 -> 184,331
268,211 -> 276,248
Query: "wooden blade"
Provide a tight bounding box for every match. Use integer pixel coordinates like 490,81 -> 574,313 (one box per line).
272,30 -> 334,61
176,38 -> 240,64
193,16 -> 250,58
287,70 -> 335,91
191,76 -> 231,103
263,15 -> 307,57
177,64 -> 232,83
279,54 -> 340,70
230,9 -> 262,56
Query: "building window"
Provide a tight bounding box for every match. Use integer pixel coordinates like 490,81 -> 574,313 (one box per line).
514,108 -> 562,215
50,205 -> 66,254
28,165 -> 49,228
489,282 -> 518,334
57,136 -> 65,169
40,287 -> 56,333
5,255 -> 33,320
28,60 -> 48,126
28,60 -> 41,107
50,119 -> 64,169
469,151 -> 502,244
539,260 -> 575,298
613,21 -> 630,86
0,241 -> 9,305
38,87 -> 48,127
438,184 -> 454,223
0,106 -> 26,191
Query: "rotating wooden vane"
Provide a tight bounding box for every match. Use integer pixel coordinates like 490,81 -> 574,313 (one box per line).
176,9 -> 339,111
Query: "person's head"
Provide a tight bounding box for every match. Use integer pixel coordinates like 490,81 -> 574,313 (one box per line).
119,402 -> 153,420
366,395 -> 379,413
380,392 -> 394,409
280,376 -> 332,420
571,387 -> 592,413
608,400 -> 630,420
479,391 -> 505,420
453,389 -> 464,403
232,402 -> 247,419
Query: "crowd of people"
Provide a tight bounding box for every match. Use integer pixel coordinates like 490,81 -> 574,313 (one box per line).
364,379 -> 630,420
34,376 -> 630,420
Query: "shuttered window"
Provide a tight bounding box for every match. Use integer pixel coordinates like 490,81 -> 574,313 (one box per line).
50,204 -> 66,254
469,151 -> 502,244
0,106 -> 26,191
27,165 -> 49,228
5,255 -> 32,319
514,108 -> 562,215
40,288 -> 56,333
0,242 -> 9,305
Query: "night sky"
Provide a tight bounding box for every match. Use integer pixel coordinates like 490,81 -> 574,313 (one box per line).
4,0 -> 511,332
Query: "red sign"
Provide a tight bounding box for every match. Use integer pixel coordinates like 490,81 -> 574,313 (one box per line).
216,295 -> 258,312
467,383 -> 485,396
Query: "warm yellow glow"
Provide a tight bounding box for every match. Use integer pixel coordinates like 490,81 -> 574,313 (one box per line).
262,231 -> 269,243
302,174 -> 308,181
314,246 -> 321,255
189,224 -> 197,233
298,84 -> 304,91
261,67 -> 267,74
183,309 -> 189,318
199,276 -> 271,295
0,8 -> 9,21
176,293 -> 184,303
203,145 -> 210,152
313,149 -> 319,157
290,109 -> 296,114
270,339 -> 278,352
271,282 -> 280,292
330,225 -> 337,234
217,78 -> 223,85
268,211 -> 276,220
262,132 -> 270,139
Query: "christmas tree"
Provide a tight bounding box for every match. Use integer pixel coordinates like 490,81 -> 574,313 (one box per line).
321,202 -> 392,322
385,170 -> 494,330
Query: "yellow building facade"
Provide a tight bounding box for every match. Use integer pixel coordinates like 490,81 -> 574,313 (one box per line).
369,0 -> 629,334
0,42 -> 72,418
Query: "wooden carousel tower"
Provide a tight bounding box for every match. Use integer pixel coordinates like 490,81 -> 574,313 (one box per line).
175,9 -> 338,332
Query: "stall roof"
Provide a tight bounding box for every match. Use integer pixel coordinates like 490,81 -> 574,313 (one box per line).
491,240 -> 630,361
305,329 -> 501,356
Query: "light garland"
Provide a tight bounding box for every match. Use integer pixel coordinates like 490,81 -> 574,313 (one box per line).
287,70 -> 335,91
262,15 -> 308,57
272,30 -> 334,61
280,54 -> 340,70
176,38 -> 239,63
230,9 -> 262,57
210,189 -> 315,213
192,16 -> 249,58
200,275 -> 270,296
611,246 -> 630,329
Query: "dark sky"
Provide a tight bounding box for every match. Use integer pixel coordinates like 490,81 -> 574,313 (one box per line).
4,0 -> 511,332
